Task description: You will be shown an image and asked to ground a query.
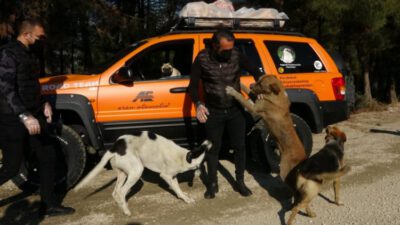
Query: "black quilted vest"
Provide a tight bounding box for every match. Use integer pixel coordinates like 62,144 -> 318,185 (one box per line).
0,41 -> 41,114
197,48 -> 241,109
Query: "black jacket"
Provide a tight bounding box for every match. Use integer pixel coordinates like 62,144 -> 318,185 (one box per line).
188,48 -> 262,109
0,40 -> 42,116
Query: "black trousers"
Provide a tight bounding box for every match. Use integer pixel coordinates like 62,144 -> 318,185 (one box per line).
0,113 -> 56,207
205,105 -> 247,183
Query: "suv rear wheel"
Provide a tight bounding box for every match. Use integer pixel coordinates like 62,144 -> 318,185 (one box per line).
12,125 -> 86,191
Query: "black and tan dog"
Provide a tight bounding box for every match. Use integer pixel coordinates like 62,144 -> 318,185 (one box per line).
286,126 -> 350,225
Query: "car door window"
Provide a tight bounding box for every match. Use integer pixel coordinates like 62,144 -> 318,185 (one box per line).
264,41 -> 327,74
127,39 -> 194,80
203,39 -> 264,75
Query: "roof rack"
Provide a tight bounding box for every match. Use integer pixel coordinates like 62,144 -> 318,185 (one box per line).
171,17 -> 288,32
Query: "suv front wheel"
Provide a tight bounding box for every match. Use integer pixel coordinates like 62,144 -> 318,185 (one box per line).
12,125 -> 86,192
248,114 -> 313,172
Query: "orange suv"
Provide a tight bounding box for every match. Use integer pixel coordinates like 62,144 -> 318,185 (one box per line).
12,18 -> 348,190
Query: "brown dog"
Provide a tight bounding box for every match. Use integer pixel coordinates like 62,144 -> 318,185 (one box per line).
226,75 -> 307,180
286,126 -> 350,225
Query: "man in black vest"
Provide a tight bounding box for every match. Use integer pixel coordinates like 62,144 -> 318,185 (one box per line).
0,18 -> 75,218
189,29 -> 263,199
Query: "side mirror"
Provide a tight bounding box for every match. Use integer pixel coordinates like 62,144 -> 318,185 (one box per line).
113,66 -> 134,84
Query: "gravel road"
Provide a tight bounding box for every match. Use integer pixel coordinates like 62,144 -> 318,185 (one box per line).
1,105 -> 400,225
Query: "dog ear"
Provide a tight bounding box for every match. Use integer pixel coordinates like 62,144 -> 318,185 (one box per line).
258,74 -> 268,82
328,127 -> 347,143
269,83 -> 281,95
339,132 -> 347,142
186,152 -> 193,164
325,126 -> 331,134
186,142 -> 209,164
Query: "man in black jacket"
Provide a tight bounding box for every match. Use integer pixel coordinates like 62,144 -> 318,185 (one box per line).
0,18 -> 74,218
189,29 -> 263,199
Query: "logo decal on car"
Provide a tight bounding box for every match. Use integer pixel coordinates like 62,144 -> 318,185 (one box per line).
314,60 -> 323,70
278,46 -> 296,64
133,91 -> 154,102
42,81 -> 99,91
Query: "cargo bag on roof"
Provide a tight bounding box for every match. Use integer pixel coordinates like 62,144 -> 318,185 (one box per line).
178,0 -> 289,28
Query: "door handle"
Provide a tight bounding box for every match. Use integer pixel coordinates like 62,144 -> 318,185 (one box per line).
170,87 -> 188,93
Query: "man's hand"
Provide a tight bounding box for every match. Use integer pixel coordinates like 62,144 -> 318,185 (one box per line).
196,104 -> 209,123
43,102 -> 53,123
22,115 -> 41,135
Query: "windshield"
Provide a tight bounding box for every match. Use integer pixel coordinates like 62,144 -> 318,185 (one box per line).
84,40 -> 147,74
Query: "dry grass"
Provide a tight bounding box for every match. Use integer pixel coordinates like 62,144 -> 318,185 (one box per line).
353,94 -> 388,113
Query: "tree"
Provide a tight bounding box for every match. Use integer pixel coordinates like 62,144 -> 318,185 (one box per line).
1,0 -> 397,104
342,0 -> 387,103
384,0 -> 400,103
0,1 -> 17,45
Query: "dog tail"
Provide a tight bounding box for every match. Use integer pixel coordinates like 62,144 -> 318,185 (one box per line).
308,165 -> 351,181
74,151 -> 115,191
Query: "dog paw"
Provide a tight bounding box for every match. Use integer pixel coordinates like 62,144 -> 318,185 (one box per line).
307,211 -> 316,218
335,201 -> 344,206
225,86 -> 236,95
123,209 -> 132,216
182,196 -> 195,204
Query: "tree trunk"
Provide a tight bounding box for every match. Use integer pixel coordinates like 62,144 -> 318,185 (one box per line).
358,45 -> 373,104
363,69 -> 372,103
80,19 -> 92,70
317,16 -> 323,41
138,0 -> 144,19
274,0 -> 284,11
130,0 -> 137,16
389,74 -> 398,104
60,48 -> 64,74
146,0 -> 150,31
138,0 -> 145,30
71,43 -> 75,74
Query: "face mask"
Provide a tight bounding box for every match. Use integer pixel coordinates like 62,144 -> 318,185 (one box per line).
28,34 -> 45,54
217,49 -> 232,62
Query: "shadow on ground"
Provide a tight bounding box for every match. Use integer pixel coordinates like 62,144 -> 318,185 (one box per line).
0,198 -> 42,225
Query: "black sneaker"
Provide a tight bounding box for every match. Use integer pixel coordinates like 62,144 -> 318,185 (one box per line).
39,206 -> 75,218
204,182 -> 218,199
236,180 -> 252,197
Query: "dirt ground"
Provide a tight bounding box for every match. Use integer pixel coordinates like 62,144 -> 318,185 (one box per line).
1,105 -> 400,225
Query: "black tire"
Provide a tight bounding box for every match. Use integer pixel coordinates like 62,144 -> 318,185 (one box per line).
69,124 -> 90,145
12,125 -> 86,191
291,114 -> 313,156
248,113 -> 313,172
